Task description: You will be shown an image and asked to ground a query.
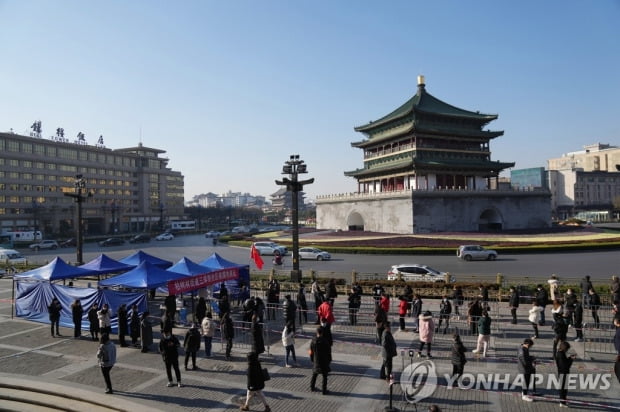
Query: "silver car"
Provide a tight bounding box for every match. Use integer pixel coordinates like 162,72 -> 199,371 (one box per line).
457,245 -> 498,261
387,264 -> 455,283
298,247 -> 331,261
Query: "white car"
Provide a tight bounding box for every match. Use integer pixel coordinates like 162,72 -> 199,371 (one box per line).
457,245 -> 498,261
0,249 -> 27,264
252,241 -> 288,256
299,247 -> 331,261
387,264 -> 455,283
29,240 -> 59,251
155,233 -> 174,241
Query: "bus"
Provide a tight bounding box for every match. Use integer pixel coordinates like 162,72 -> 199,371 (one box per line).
168,220 -> 196,232
5,231 -> 43,246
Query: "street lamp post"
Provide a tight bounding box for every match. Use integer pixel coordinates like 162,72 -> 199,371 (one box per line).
276,155 -> 314,282
64,174 -> 92,265
111,202 -> 120,233
159,203 -> 165,232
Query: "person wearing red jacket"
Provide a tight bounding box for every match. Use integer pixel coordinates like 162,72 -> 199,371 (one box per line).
380,293 -> 390,314
398,296 -> 408,331
317,301 -> 335,325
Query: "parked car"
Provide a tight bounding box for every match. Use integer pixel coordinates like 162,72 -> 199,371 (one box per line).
155,233 -> 174,241
29,240 -> 59,251
59,238 -> 76,248
204,231 -> 221,238
387,264 -> 455,283
0,249 -> 27,264
456,245 -> 498,261
252,241 -> 288,256
99,237 -> 125,247
299,247 -> 331,261
128,234 -> 151,244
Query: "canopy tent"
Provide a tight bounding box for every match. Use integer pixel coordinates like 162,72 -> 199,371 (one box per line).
14,257 -> 96,281
199,253 -> 250,302
78,254 -> 136,275
99,261 -> 189,289
167,257 -> 219,276
119,250 -> 172,269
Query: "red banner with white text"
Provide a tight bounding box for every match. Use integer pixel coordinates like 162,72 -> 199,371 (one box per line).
167,268 -> 239,295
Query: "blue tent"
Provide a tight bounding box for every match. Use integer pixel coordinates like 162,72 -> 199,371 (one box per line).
78,254 -> 136,275
99,261 -> 189,289
167,257 -> 219,276
119,250 -> 172,269
199,253 -> 250,303
14,256 -> 96,281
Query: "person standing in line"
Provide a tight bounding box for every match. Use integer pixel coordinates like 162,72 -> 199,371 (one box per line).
613,317 -> 620,384
589,288 -> 601,328
325,278 -> 338,307
612,276 -> 620,305
472,310 -> 492,357
71,299 -> 83,339
528,301 -> 543,339
184,323 -> 201,370
509,286 -> 520,324
195,297 -> 207,325
380,322 -> 397,381
96,334 -> 117,394
374,305 -> 387,344
555,341 -> 576,408
468,300 -> 482,335
297,282 -> 308,325
251,313 -> 265,355
140,311 -> 153,353
48,297 -> 62,337
548,275 -> 560,303
437,295 -> 452,334
563,289 -> 577,326
317,299 -> 335,326
310,326 -> 332,395
450,333 -> 467,388
573,300 -> 584,342
580,275 -> 593,308
239,351 -> 271,412
452,286 -> 464,317
117,304 -> 128,347
372,283 -> 385,307
417,311 -> 435,358
282,294 -> 297,332
88,303 -> 100,341
311,279 -> 324,324
478,284 -> 489,309
221,311 -> 235,360
98,303 -> 111,336
129,304 -> 141,347
320,318 -> 334,347
201,312 -> 216,357
266,280 -> 279,321
411,294 -> 423,332
535,284 -> 549,326
518,338 -> 536,402
348,285 -> 362,326
379,292 -> 390,315
553,312 -> 569,360
159,328 -> 183,387
282,321 -> 297,367
398,295 -> 408,331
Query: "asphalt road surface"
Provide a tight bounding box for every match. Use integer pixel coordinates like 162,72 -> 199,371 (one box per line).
16,234 -> 619,284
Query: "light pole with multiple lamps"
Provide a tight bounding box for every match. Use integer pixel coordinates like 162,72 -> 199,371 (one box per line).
276,155 -> 313,282
64,174 -> 92,265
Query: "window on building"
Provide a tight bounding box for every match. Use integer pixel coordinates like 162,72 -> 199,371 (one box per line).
23,160 -> 32,168
22,143 -> 32,153
46,146 -> 56,156
34,144 -> 44,155
7,140 -> 19,152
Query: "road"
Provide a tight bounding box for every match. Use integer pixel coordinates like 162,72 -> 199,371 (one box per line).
17,234 -> 619,283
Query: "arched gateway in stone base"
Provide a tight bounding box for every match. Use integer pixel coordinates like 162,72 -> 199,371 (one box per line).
317,75 -> 551,234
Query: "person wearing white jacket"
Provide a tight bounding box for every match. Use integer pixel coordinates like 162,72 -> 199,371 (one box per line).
528,302 -> 543,339
282,322 -> 297,367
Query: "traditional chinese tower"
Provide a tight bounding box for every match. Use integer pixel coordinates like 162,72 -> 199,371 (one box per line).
346,75 -> 514,193
317,76 -> 551,233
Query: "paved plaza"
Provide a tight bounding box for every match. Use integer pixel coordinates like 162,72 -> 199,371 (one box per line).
1,277 -> 619,411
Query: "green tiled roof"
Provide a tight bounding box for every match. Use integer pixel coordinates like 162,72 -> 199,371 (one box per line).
344,159 -> 413,177
354,84 -> 498,133
413,158 -> 515,171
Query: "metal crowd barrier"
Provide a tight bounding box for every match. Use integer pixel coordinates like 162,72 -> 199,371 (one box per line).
219,320 -> 271,356
583,322 -> 617,356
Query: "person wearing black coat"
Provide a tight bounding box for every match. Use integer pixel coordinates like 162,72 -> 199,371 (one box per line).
183,323 -> 201,370
159,328 -> 182,387
310,327 -> 332,395
535,285 -> 549,325
348,286 -> 362,326
452,286 -> 464,316
195,297 -> 207,325
117,304 -> 128,347
450,334 -> 467,387
437,296 -> 452,334
48,297 -> 62,337
573,302 -> 584,342
553,313 -> 569,360
297,283 -> 308,324
71,299 -> 83,338
240,352 -> 271,412
374,306 -> 387,343
555,341 -> 575,407
88,304 -> 100,341
580,275 -> 593,308
517,338 -> 536,401
411,294 -> 423,331
251,314 -> 265,355
588,288 -> 601,328
221,312 -> 234,360
282,294 -> 297,331
380,322 -> 397,380
129,304 -> 141,347
509,287 -> 520,324
325,278 -> 338,306
614,317 -> 620,384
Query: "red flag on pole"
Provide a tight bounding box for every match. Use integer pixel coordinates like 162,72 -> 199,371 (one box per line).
250,243 -> 264,269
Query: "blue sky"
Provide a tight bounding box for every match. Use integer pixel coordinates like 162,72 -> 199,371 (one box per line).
1,1 -> 619,202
